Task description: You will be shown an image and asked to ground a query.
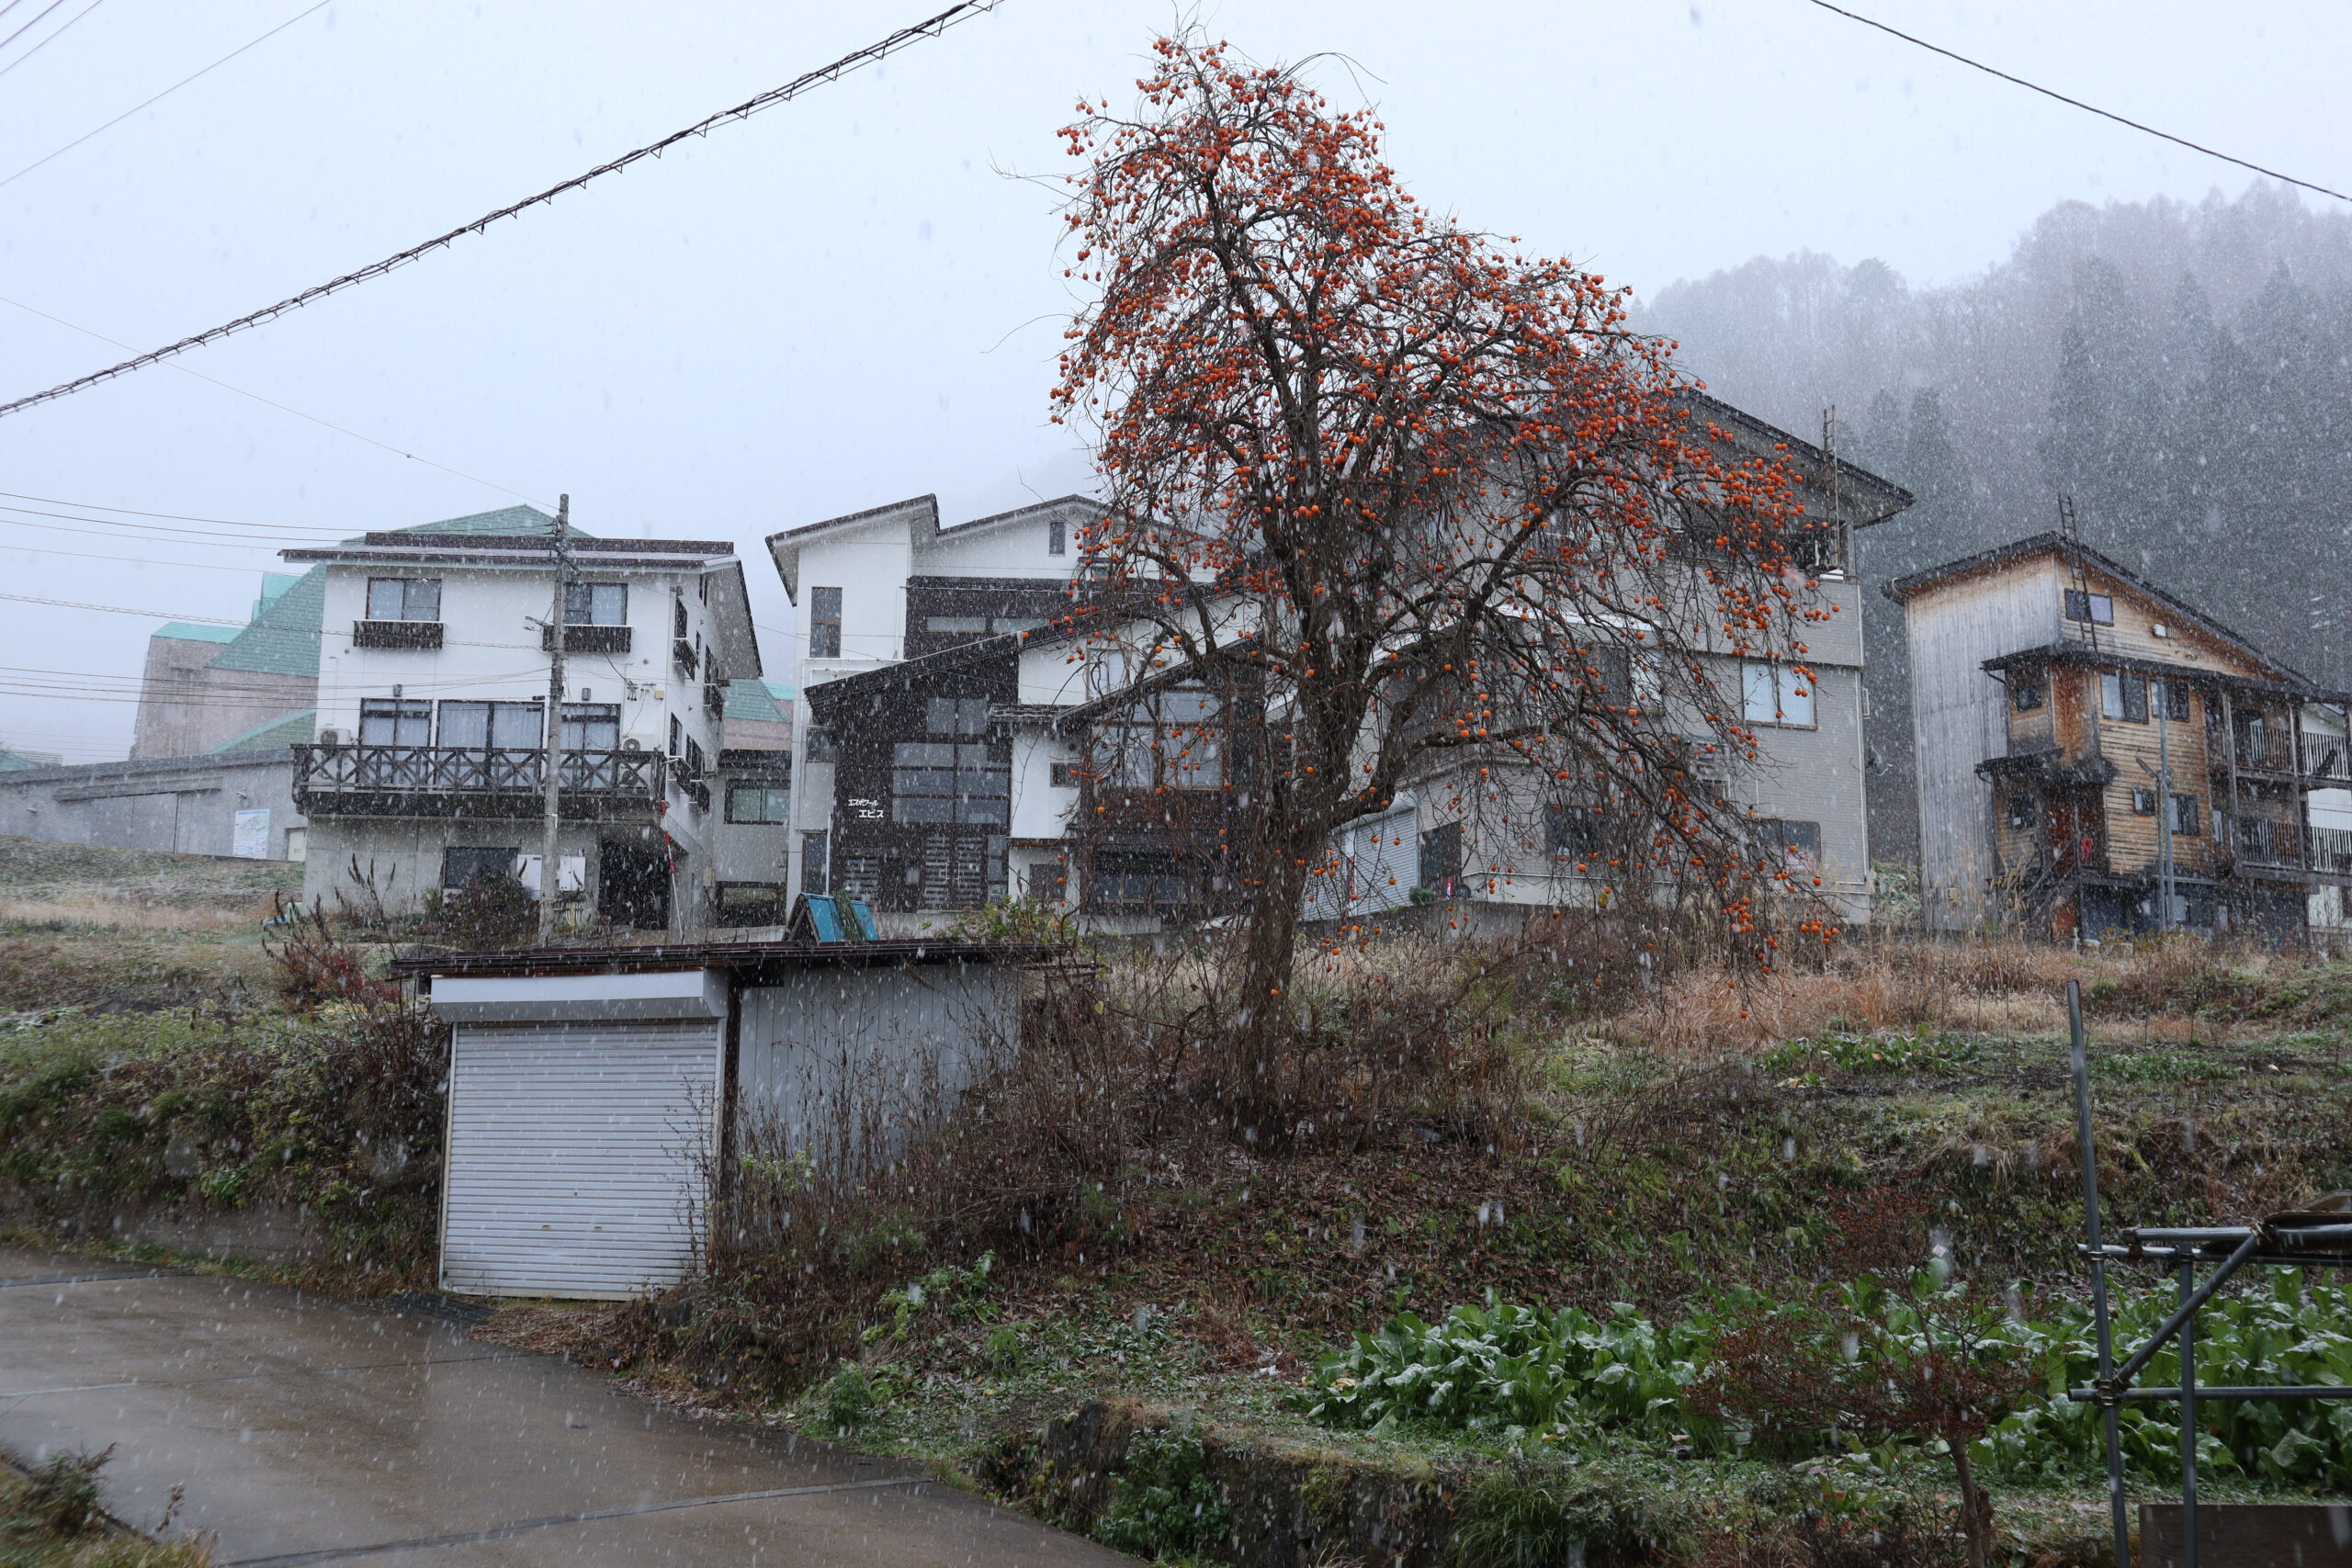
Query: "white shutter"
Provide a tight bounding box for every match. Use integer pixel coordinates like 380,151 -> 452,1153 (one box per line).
440,1019 -> 721,1300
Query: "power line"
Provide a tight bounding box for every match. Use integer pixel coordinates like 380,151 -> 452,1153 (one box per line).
0,293 -> 554,504
1,0 -> 332,189
1804,0 -> 2352,204
0,591 -> 245,624
0,513 -> 315,551
0,536 -> 274,573
0,487 -> 345,529
0,0 -> 103,82
0,0 -> 67,54
0,1 -> 1006,423
0,502 -> 354,545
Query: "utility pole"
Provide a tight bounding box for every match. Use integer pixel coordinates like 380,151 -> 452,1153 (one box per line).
2155,694 -> 2176,932
537,494 -> 573,947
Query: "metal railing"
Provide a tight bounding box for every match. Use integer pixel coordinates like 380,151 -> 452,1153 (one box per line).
2226,726 -> 2352,782
294,743 -> 662,801
2228,817 -> 2352,875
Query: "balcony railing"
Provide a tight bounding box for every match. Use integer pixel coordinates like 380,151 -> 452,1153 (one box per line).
2223,727 -> 2352,783
293,743 -> 662,818
351,619 -> 444,650
673,637 -> 699,679
541,623 -> 632,654
2228,818 -> 2352,877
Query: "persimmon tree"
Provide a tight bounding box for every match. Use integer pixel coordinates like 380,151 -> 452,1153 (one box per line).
1052,35 -> 1832,1125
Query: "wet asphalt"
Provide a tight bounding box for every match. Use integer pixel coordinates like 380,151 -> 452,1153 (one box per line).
0,1246 -> 1127,1565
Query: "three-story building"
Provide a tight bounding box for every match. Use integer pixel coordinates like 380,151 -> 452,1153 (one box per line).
284,510 -> 761,931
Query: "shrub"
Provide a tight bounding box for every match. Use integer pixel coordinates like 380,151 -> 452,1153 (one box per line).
1093,1427 -> 1227,1562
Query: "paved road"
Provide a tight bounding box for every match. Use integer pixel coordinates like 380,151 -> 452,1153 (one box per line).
0,1246 -> 1124,1566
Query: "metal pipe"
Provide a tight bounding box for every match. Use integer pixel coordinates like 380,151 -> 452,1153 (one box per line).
2070,979 -> 2131,1568
2111,1232 -> 2261,1386
2178,1258 -> 2199,1568
2072,1384 -> 2352,1403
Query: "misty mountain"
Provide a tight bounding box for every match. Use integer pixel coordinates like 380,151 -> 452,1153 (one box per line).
1642,182 -> 2352,863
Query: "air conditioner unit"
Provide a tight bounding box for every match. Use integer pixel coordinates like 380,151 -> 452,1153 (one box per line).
319,728 -> 341,746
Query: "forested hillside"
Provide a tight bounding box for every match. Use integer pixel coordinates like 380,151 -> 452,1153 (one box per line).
1643,183 -> 2352,862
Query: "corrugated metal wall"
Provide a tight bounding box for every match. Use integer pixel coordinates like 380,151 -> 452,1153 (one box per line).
440,1020 -> 721,1299
735,963 -> 1015,1177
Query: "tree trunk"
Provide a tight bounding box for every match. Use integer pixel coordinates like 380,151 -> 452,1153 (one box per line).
1950,1437 -> 1991,1568
1226,842 -> 1311,1145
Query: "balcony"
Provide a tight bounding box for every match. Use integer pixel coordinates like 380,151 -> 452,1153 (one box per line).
2222,727 -> 2352,784
293,743 -> 662,820
351,619 -> 444,650
673,637 -> 699,679
2226,818 -> 2352,884
541,624 -> 632,654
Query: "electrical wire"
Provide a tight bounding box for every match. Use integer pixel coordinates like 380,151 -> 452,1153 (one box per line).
0,513 -> 316,551
0,0 -> 105,83
0,503 -> 356,546
0,292 -> 555,505
1804,0 -> 2351,204
0,487 -> 337,529
0,0 -> 67,54
0,1 -> 1005,421
1,0 -> 333,189
0,591 -> 590,657
0,536 -> 278,573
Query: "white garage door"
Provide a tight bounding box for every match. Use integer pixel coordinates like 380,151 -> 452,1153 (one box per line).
440,1019 -> 721,1300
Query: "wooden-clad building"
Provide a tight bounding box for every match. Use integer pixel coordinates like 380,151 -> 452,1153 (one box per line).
1889,534 -> 2352,942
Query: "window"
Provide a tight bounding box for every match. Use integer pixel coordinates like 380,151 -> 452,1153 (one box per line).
673,597 -> 689,639
438,701 -> 543,750
1025,859 -> 1068,900
727,784 -> 791,823
2007,794 -> 2037,829
1742,661 -> 1815,727
926,616 -> 990,635
669,715 -> 684,757
2159,680 -> 2191,723
442,846 -> 516,890
1752,818 -> 1822,869
2132,787 -> 2159,816
799,829 -> 829,894
2064,590 -> 2115,626
891,740 -> 1009,825
1091,688 -> 1224,789
2011,676 -> 2044,712
357,698 -> 431,746
563,581 -> 627,626
1419,822 -> 1462,894
686,738 -> 707,778
927,695 -> 991,735
2170,794 -> 2201,836
808,586 -> 842,660
1048,514 -> 1067,556
995,616 -> 1047,634
1544,803 -> 1606,862
560,703 -> 619,750
803,726 -> 838,763
2100,671 -> 2149,723
1048,761 -> 1080,789
366,578 -> 441,622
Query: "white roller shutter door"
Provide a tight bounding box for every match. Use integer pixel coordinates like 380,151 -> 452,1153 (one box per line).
440,1019 -> 721,1300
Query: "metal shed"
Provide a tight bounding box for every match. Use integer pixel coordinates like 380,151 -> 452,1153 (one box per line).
408,938 -> 1049,1301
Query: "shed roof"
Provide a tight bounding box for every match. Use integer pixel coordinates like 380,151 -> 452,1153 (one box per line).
390,938 -> 1065,978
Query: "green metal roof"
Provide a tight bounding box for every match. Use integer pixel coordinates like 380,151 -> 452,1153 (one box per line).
207,566 -> 325,678
208,708 -> 317,755
153,622 -> 242,644
365,505 -> 581,540
0,749 -> 41,772
723,679 -> 792,723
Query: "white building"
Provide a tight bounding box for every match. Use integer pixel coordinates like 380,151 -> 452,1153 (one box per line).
284,508 -> 762,931
769,403 -> 1909,934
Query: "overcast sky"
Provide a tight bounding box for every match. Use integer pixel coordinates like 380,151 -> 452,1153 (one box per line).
0,0 -> 2340,759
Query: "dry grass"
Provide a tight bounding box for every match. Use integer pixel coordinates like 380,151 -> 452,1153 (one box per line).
1603,933 -> 2334,1053
0,897 -> 274,932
